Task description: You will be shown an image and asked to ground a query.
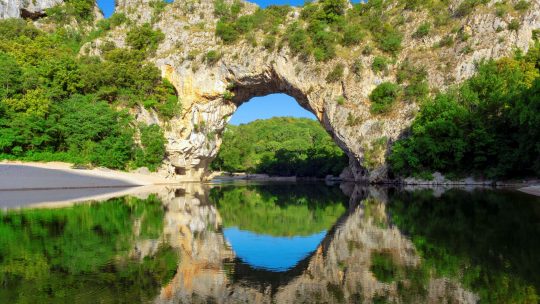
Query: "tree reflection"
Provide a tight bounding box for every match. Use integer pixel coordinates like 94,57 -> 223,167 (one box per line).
0,195 -> 178,303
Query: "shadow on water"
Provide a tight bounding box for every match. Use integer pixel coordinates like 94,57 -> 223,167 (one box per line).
0,182 -> 539,303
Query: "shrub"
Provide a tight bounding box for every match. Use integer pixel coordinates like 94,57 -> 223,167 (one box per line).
414,22 -> 430,38
508,19 -> 520,31
216,20 -> 239,44
205,50 -> 221,65
309,23 -> 338,61
494,2 -> 510,17
126,23 -> 165,53
109,13 -> 127,27
326,63 -> 345,82
134,124 -> 166,171
377,27 -> 403,54
514,0 -> 530,11
214,0 -> 230,18
0,52 -> 23,99
369,82 -> 400,114
286,23 -> 311,57
234,15 -> 254,34
372,56 -> 388,73
263,35 -> 276,50
342,24 -> 364,46
150,0 -> 169,21
404,81 -> 429,101
321,0 -> 348,23
223,90 -> 234,100
454,0 -> 488,17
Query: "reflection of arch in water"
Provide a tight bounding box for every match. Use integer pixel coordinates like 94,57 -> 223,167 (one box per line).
155,185 -> 478,304
211,183 -> 351,238
223,204 -> 357,294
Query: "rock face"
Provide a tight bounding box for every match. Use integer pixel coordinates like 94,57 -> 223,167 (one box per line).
9,0 -> 540,182
0,0 -> 63,19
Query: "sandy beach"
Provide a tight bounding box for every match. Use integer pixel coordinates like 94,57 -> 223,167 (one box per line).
0,161 -> 174,190
0,161 -> 178,208
519,186 -> 540,197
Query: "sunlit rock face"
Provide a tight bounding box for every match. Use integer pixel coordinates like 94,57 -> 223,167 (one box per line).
0,0 -> 63,19
153,185 -> 478,304
100,0 -> 539,183
7,0 -> 540,182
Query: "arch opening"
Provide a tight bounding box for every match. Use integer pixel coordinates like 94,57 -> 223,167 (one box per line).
163,66 -> 367,183
208,92 -> 349,179
228,94 -> 316,126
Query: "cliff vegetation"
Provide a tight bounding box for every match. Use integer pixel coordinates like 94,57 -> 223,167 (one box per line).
0,9 -> 178,170
389,43 -> 540,180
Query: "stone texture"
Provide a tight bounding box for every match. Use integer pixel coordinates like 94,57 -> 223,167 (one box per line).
0,0 -> 64,19
18,0 -> 540,182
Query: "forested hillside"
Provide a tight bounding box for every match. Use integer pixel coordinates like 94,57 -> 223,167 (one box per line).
210,117 -> 348,177
389,44 -> 540,180
0,9 -> 177,170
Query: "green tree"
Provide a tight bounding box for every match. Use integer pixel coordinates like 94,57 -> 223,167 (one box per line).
369,82 -> 401,114
210,117 -> 348,177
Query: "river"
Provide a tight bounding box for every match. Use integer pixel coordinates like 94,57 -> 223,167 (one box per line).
0,182 -> 539,303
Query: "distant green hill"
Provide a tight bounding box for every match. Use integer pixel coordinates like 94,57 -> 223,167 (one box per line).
210,117 -> 348,177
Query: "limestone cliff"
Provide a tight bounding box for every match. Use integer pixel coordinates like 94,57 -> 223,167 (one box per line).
0,0 -> 63,19
7,0 -> 540,182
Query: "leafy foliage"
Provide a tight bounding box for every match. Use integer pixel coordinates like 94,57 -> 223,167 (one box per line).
389,46 -> 540,178
210,117 -> 348,177
369,82 -> 401,114
126,23 -> 165,54
46,0 -> 96,23
0,18 -> 176,170
134,124 -> 167,171
0,195 -> 179,302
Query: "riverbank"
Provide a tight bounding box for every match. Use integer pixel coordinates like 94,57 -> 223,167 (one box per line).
519,186 -> 540,197
0,161 -> 176,190
212,173 -> 298,182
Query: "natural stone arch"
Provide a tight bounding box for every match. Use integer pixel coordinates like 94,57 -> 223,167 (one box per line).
159,59 -> 373,182
101,0 -> 540,182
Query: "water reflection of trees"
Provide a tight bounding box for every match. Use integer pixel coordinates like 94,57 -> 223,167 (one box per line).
388,189 -> 540,303
0,195 -> 178,303
210,184 -> 348,236
157,184 -> 478,304
3,185 -> 538,303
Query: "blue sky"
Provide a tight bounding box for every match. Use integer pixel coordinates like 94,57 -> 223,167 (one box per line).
230,94 -> 316,125
97,0 -> 307,17
96,0 -> 319,125
223,227 -> 326,271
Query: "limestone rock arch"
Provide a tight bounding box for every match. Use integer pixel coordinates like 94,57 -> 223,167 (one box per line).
101,0 -> 540,182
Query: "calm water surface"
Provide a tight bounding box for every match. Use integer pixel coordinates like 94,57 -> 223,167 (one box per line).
1,182 -> 539,303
